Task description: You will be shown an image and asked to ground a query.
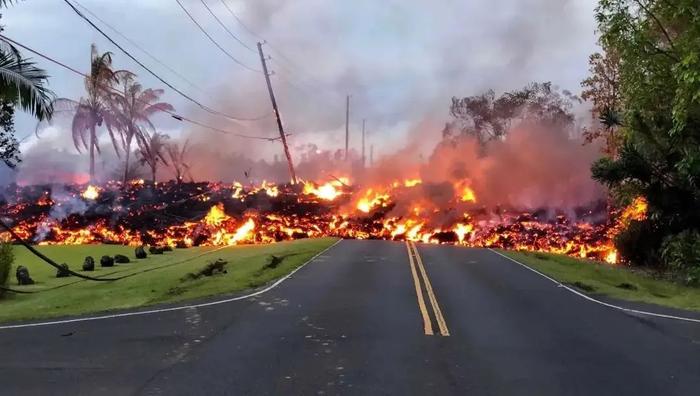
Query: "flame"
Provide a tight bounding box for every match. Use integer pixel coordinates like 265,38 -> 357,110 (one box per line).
460,187 -> 476,203
204,203 -> 228,226
262,181 -> 279,197
355,189 -> 390,213
604,249 -> 618,264
404,178 -> 422,187
454,223 -> 473,243
303,180 -> 343,201
620,196 -> 647,223
81,185 -> 100,200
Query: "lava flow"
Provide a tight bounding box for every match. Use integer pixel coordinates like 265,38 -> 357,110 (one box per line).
0,177 -> 643,264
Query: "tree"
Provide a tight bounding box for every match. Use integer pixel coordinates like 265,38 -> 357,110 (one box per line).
591,0 -> 700,274
110,74 -> 173,183
165,139 -> 192,183
138,132 -> 169,182
43,45 -> 121,181
581,49 -> 623,156
0,43 -> 53,122
444,82 -> 578,146
0,3 -> 53,167
0,100 -> 18,167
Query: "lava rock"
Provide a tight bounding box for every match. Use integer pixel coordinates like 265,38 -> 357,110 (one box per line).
83,256 -> 95,271
100,255 -> 114,267
56,263 -> 71,278
149,246 -> 164,255
16,266 -> 34,285
114,254 -> 130,264
135,246 -> 147,259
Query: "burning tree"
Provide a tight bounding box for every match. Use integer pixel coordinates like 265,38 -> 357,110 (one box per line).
165,139 -> 192,183
137,132 -> 169,182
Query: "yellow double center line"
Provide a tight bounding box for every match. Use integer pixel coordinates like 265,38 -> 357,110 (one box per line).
406,241 -> 450,336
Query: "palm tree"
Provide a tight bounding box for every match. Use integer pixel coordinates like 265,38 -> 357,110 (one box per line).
0,8 -> 54,168
44,44 -> 121,181
110,74 -> 173,183
138,132 -> 169,182
0,42 -> 53,121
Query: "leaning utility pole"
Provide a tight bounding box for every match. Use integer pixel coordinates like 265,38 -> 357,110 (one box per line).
257,42 -> 297,184
361,119 -> 366,168
345,95 -> 350,161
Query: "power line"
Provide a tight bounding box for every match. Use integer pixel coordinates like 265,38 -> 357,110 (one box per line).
217,0 -> 340,97
0,34 -> 281,142
271,66 -> 344,112
71,0 -> 204,95
60,0 -> 269,122
219,0 -> 263,41
174,0 -> 261,73
199,0 -> 256,53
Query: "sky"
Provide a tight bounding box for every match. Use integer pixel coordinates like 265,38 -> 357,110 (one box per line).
1,0 -> 600,176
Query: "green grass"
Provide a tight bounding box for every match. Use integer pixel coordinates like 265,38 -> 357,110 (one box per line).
501,250 -> 700,312
0,238 -> 338,323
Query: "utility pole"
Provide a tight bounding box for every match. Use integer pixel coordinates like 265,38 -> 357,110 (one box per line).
257,42 -> 297,184
345,95 -> 350,161
361,119 -> 366,168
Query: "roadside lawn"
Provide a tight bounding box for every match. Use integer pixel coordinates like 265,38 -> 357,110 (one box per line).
0,238 -> 338,323
500,250 -> 700,312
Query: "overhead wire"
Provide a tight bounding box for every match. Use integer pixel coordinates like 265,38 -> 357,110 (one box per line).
174,0 -> 261,73
0,34 -> 282,142
198,0 -> 257,53
71,0 -> 205,95
217,0 -> 343,99
60,0 -> 270,122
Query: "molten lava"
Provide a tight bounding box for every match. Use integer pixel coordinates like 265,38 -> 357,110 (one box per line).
0,178 -> 636,264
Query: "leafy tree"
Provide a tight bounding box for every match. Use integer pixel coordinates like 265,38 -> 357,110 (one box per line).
138,132 -> 169,182
444,82 -> 578,146
110,73 -> 173,183
581,49 -> 623,156
591,0 -> 700,271
44,45 -> 122,181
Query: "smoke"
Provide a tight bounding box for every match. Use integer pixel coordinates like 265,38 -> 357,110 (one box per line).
7,0 -> 601,216
162,0 -> 597,163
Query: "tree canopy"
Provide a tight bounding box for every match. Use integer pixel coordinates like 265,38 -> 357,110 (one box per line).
590,0 -> 700,281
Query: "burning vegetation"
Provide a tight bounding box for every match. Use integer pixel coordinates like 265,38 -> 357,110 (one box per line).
0,176 -> 643,265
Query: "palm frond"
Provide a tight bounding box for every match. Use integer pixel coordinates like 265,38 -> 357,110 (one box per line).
0,52 -> 54,120
0,0 -> 21,8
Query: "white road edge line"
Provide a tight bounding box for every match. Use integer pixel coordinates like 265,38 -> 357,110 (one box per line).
0,239 -> 343,331
488,248 -> 700,324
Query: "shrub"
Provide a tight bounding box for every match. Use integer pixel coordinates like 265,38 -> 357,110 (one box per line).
661,230 -> 700,285
0,243 -> 13,297
614,220 -> 662,267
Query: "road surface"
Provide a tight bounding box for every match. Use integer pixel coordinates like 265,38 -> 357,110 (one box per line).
1,240 -> 699,395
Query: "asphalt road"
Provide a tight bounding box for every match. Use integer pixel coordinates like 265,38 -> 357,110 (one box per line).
1,240 -> 699,395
